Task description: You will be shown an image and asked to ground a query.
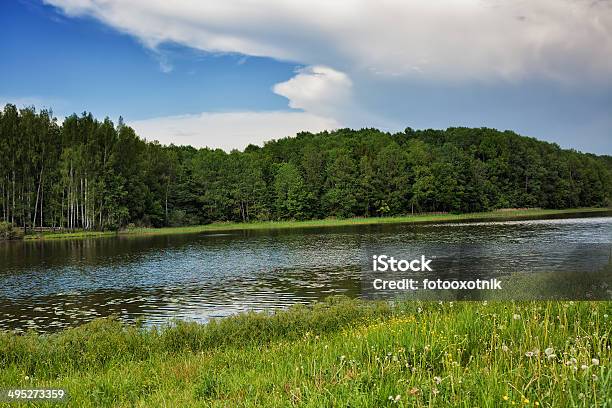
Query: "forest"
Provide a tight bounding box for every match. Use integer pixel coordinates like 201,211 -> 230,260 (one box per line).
0,103 -> 611,232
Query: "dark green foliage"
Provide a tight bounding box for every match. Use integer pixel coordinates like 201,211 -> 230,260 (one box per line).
0,222 -> 23,240
0,104 -> 610,231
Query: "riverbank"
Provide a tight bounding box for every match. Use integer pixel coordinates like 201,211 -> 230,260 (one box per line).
22,207 -> 611,240
0,297 -> 609,407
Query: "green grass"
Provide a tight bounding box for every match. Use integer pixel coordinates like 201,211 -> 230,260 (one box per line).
24,207 -> 611,240
1,297 -> 610,407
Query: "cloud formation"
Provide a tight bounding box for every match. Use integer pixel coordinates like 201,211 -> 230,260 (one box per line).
129,110 -> 340,150
46,0 -> 612,83
273,65 -> 352,119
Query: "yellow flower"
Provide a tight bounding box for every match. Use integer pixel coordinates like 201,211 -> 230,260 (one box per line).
535,403 -> 540,406
503,396 -> 509,401
523,398 -> 529,404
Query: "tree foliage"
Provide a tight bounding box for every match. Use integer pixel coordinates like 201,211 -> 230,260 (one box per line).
1,104 -> 610,231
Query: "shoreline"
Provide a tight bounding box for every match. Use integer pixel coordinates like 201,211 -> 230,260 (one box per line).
21,207 -> 612,241
1,298 -> 609,406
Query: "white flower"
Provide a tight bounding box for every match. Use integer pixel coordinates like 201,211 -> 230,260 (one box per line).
24,376 -> 29,381
592,374 -> 598,381
592,358 -> 600,366
434,376 -> 442,384
544,347 -> 554,356
581,364 -> 589,370
502,345 -> 509,352
417,307 -> 423,313
513,314 -> 521,320
525,351 -> 534,357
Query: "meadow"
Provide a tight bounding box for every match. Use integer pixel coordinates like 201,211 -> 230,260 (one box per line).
0,297 -> 609,407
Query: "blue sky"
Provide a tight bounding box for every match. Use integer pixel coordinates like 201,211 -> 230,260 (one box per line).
1,0 -> 611,154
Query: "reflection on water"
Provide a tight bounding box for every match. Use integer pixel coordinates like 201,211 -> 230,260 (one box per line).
0,215 -> 611,332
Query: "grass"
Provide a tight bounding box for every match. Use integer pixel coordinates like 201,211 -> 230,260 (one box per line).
23,207 -> 611,240
0,297 -> 610,407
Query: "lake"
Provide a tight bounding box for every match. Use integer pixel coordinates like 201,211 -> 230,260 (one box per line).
1,214 -> 611,332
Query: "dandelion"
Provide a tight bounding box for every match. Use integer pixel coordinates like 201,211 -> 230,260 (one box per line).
578,393 -> 585,399
409,387 -> 420,396
502,345 -> 509,352
592,358 -> 599,366
503,395 -> 509,401
581,364 -> 588,370
388,395 -> 401,403
432,387 -> 439,395
433,376 -> 442,384
513,314 -> 521,320
417,307 -> 423,313
24,376 -> 29,381
523,398 -> 529,404
592,374 -> 598,381
525,351 -> 534,357
535,402 -> 540,406
544,347 -> 554,356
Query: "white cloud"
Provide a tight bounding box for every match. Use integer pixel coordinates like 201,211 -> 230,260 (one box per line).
45,0 -> 612,83
128,110 -> 340,151
273,65 -> 352,119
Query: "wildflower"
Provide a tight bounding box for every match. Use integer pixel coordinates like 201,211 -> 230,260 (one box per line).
592,358 -> 599,366
503,395 -> 509,401
525,351 -> 534,357
388,395 -> 401,403
24,376 -> 29,381
544,347 -> 554,356
578,393 -> 584,399
581,364 -> 588,370
523,398 -> 529,404
592,374 -> 598,381
432,387 -> 439,395
409,387 -> 420,396
502,345 -> 509,352
433,376 -> 442,384
417,307 -> 423,313
513,314 -> 521,320
535,402 -> 540,406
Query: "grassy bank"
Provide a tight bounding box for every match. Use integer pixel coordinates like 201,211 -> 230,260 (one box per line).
23,207 -> 611,240
1,298 -> 609,407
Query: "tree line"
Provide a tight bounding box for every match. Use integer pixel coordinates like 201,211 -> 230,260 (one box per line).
0,103 -> 610,232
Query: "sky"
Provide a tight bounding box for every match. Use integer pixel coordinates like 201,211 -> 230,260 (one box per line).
1,0 -> 611,154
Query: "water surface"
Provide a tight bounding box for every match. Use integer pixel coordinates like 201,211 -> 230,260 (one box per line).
1,215 -> 611,332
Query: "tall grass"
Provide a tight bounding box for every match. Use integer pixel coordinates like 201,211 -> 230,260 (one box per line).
0,297 -> 610,407
24,207 -> 611,240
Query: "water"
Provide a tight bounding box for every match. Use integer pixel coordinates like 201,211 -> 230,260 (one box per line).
1,215 -> 611,332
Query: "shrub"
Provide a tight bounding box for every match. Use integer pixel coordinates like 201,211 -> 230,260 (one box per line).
0,222 -> 23,240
